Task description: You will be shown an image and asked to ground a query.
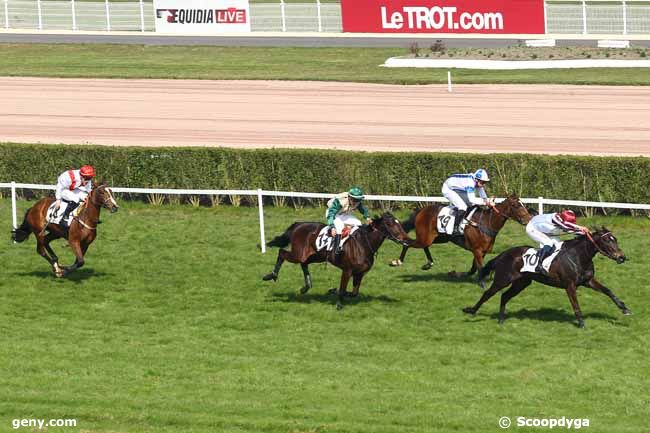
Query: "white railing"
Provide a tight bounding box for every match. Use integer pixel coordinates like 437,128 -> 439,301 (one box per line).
3,182 -> 649,253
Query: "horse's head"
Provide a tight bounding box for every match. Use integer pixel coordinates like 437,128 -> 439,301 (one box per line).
497,194 -> 532,225
92,183 -> 120,213
370,212 -> 413,247
590,227 -> 626,264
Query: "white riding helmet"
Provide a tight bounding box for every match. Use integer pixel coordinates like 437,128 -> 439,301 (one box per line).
473,169 -> 490,182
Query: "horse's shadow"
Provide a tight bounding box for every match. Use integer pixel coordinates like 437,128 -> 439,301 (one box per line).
398,272 -> 477,284
472,307 -> 620,325
15,268 -> 109,283
270,289 -> 399,306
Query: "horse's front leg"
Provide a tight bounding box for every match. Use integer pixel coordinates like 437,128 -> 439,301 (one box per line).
336,269 -> 353,310
390,245 -> 409,267
586,278 -> 631,315
350,272 -> 365,297
63,241 -> 86,276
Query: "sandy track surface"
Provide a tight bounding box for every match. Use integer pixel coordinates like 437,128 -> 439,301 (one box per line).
1,77 -> 649,156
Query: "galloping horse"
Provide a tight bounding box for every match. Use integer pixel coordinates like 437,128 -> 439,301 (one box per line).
262,213 -> 413,309
11,184 -> 119,277
391,194 -> 532,277
463,227 -> 629,328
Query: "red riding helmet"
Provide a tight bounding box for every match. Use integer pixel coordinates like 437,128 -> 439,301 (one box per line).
80,165 -> 95,178
559,210 -> 577,224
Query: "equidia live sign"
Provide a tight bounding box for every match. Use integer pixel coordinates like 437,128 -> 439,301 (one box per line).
153,0 -> 251,33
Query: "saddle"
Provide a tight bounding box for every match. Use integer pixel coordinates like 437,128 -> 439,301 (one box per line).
315,225 -> 359,252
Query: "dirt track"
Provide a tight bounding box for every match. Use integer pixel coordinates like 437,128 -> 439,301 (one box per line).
2,77 -> 649,156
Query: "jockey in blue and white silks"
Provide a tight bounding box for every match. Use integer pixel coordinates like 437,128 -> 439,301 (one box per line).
441,168 -> 492,235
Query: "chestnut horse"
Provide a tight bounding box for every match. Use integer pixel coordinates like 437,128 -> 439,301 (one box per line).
391,194 -> 532,277
262,213 -> 412,309
11,184 -> 119,277
463,227 -> 629,328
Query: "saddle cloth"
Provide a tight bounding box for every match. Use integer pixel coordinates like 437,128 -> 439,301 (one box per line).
315,225 -> 359,252
520,243 -> 564,274
437,206 -> 477,235
46,201 -> 81,226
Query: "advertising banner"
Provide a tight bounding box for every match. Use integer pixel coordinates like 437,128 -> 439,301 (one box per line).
154,0 -> 251,33
340,0 -> 545,34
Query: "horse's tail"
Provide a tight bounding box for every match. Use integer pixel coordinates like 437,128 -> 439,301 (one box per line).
478,253 -> 504,282
11,209 -> 32,243
267,222 -> 301,248
401,208 -> 422,233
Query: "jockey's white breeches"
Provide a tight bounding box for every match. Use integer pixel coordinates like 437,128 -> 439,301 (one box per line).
59,189 -> 88,204
526,223 -> 562,248
324,212 -> 363,233
442,183 -> 469,211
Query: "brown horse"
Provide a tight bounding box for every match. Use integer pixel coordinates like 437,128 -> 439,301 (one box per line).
391,194 -> 532,277
262,212 -> 413,309
11,184 -> 119,277
463,227 -> 629,328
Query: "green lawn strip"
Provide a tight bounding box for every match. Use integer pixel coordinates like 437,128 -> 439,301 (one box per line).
2,44 -> 650,84
1,200 -> 648,432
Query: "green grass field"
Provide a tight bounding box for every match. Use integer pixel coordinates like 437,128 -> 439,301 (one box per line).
4,44 -> 650,85
1,199 -> 649,433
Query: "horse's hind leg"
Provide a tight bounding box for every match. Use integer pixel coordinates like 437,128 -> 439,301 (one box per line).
35,235 -> 61,276
585,278 -> 631,315
462,277 -> 511,316
421,247 -> 434,270
262,249 -> 290,282
336,269 -> 353,310
564,282 -> 585,328
498,279 -> 532,324
299,263 -> 313,294
43,233 -> 64,277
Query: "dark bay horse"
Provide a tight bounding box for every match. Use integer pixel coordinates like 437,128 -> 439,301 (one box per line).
391,194 -> 532,277
262,212 -> 413,309
463,227 -> 629,328
11,184 -> 119,277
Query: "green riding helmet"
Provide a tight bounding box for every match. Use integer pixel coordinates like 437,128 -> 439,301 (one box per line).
348,186 -> 365,200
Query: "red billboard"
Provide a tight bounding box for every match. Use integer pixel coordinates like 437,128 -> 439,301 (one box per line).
340,0 -> 545,34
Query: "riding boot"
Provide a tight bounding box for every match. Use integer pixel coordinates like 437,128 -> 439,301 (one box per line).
59,201 -> 78,232
333,234 -> 343,255
535,245 -> 554,275
452,210 -> 466,236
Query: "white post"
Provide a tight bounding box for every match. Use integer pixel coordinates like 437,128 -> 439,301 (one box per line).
11,181 -> 18,232
71,0 -> 77,31
316,0 -> 322,32
4,0 -> 9,29
258,189 -> 266,253
543,0 -> 548,34
280,0 -> 286,32
105,0 -> 111,31
37,0 -> 42,30
622,1 -> 627,35
139,0 -> 145,32
582,0 -> 587,34
447,70 -> 452,92
538,196 -> 544,215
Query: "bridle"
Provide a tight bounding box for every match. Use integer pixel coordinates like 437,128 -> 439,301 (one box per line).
585,231 -> 617,260
78,186 -> 115,231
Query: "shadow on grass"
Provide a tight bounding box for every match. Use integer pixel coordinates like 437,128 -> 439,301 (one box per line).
464,307 -> 619,326
398,272 -> 479,285
270,290 -> 400,306
15,267 -> 110,283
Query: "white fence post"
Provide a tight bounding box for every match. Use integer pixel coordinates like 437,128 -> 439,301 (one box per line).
71,0 -> 77,31
538,196 -> 544,215
37,0 -> 42,30
258,189 -> 266,253
316,0 -> 322,32
543,0 -> 548,34
582,0 -> 587,34
139,0 -> 145,32
105,0 -> 111,31
11,181 -> 17,232
4,0 -> 8,29
622,1 -> 627,35
280,0 -> 286,32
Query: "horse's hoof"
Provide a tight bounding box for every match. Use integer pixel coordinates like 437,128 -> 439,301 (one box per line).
389,259 -> 402,267
336,302 -> 344,310
462,307 -> 476,315
498,319 -> 505,326
262,272 -> 277,282
623,309 -> 632,315
299,286 -> 310,295
327,288 -> 338,295
478,280 -> 487,290
421,262 -> 432,271
577,321 -> 585,329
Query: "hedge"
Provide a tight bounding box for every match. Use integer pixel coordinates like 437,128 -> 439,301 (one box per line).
1,142 -> 648,206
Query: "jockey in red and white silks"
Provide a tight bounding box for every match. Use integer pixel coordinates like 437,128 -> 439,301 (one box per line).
441,169 -> 492,235
54,165 -> 95,228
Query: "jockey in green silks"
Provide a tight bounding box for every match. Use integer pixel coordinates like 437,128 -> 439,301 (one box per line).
325,186 -> 372,255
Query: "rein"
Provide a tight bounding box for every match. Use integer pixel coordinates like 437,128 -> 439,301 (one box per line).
585,231 -> 614,259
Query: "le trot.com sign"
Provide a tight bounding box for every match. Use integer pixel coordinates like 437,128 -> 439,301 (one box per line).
340,0 -> 545,34
154,0 -> 251,33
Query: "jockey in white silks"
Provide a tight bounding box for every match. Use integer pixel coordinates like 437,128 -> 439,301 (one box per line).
526,209 -> 589,274
55,165 -> 95,229
441,168 -> 493,235
325,186 -> 372,255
